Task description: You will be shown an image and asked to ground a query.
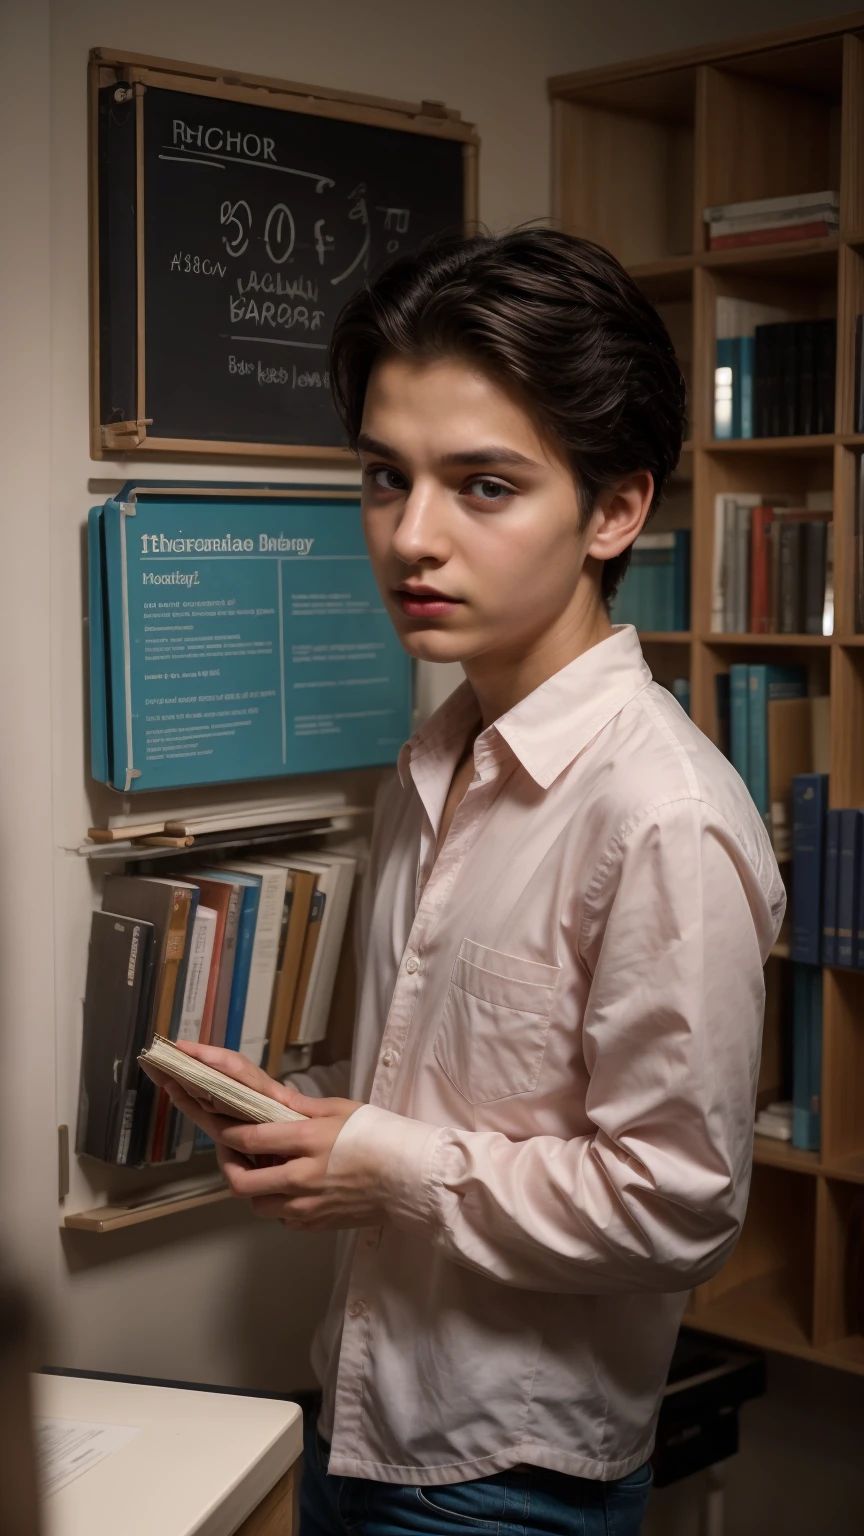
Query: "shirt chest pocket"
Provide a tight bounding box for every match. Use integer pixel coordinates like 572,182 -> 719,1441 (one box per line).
433,937 -> 560,1105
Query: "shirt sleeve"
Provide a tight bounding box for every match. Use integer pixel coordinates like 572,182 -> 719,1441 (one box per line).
329,797 -> 784,1295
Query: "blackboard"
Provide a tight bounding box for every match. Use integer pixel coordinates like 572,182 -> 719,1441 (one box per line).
90,51 -> 478,458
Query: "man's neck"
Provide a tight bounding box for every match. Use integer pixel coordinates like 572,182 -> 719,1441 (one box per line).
463,583 -> 613,732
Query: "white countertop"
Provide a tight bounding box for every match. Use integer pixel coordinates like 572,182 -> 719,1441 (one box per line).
33,1373 -> 303,1536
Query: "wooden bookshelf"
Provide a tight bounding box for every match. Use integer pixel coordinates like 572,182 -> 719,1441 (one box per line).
551,12 -> 864,1377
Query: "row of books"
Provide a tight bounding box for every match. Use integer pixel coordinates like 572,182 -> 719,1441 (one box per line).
704,189 -> 839,251
711,494 -> 833,636
729,667 -> 828,859
611,530 -> 690,632
755,961 -> 822,1153
75,847 -> 356,1167
714,298 -> 836,440
791,775 -> 864,971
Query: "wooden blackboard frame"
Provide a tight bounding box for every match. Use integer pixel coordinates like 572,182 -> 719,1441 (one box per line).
88,48 -> 480,461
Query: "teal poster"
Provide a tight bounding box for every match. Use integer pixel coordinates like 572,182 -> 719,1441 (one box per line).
90,487 -> 412,792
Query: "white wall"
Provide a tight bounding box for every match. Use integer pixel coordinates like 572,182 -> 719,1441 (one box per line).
1,0 -> 859,1523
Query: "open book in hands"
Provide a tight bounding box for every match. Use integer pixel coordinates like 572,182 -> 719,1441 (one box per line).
138,1036 -> 308,1124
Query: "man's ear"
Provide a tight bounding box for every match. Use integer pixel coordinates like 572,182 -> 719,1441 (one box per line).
584,471 -> 655,563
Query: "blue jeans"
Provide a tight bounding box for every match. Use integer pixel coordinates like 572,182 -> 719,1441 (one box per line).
299,1413 -> 654,1535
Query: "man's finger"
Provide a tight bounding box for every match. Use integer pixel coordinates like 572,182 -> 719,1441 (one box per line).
216,1118 -> 316,1156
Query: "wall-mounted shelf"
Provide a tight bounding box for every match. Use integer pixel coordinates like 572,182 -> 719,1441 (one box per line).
64,1175 -> 232,1233
75,811 -> 369,862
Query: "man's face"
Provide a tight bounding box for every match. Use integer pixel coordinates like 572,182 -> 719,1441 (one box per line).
358,353 -> 593,668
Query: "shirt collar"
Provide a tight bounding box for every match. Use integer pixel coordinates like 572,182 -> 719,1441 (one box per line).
398,625 -> 652,792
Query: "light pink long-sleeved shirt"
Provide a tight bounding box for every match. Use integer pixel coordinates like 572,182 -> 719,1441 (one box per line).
297,625 -> 785,1486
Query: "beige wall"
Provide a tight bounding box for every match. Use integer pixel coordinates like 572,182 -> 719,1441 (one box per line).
1,0 -> 860,1524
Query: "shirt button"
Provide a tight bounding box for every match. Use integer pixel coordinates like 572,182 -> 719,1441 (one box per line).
405,955 -> 420,974
381,1049 -> 398,1067
347,1301 -> 366,1318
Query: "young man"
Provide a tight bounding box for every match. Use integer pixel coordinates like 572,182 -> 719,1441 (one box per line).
146,231 -> 784,1535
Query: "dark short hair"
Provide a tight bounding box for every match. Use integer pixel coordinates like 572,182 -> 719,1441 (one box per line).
329,228 -> 686,604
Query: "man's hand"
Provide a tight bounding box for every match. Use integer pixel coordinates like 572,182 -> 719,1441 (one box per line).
141,1041 -> 377,1232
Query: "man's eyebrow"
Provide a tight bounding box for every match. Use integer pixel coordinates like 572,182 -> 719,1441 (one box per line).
356,433 -> 540,470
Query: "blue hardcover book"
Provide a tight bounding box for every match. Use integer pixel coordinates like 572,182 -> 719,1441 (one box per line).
672,529 -> 691,631
792,963 -> 822,1151
856,828 -> 864,967
738,335 -> 755,439
747,665 -> 807,816
729,664 -> 750,784
715,338 -> 734,438
836,808 -> 863,967
93,481 -> 412,793
791,774 -> 828,965
87,506 -> 111,785
191,870 -> 261,1051
822,808 -> 841,965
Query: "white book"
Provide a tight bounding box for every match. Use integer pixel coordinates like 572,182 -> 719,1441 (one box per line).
709,207 -> 838,237
221,861 -> 289,1068
267,853 -> 357,1049
163,797 -> 359,836
711,494 -> 766,633
173,906 -> 218,1162
715,295 -> 791,340
705,189 -> 838,222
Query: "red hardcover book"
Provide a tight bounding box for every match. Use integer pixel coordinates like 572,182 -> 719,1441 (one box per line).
750,506 -> 775,633
709,221 -> 836,251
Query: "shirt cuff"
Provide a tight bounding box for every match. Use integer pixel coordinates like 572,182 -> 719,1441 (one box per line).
328,1103 -> 444,1235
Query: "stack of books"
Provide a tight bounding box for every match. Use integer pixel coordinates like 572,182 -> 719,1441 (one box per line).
610,529 -> 690,631
75,848 -> 357,1167
791,776 -> 864,973
711,495 -> 833,635
729,668 -> 829,860
704,190 -> 839,250
714,298 -> 836,439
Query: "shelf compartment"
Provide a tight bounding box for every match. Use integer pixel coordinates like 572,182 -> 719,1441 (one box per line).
553,73 -> 695,266
701,632 -> 833,646
813,1176 -> 864,1350
697,60 -> 841,257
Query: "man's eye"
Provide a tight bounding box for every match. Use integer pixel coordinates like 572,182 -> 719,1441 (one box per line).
368,467 -> 406,492
466,478 -> 512,502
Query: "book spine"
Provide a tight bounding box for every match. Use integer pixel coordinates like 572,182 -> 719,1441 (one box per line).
210,885 -> 241,1049
729,664 -> 750,786
796,320 -> 816,436
836,808 -> 863,967
739,334 -> 754,439
780,323 -> 798,437
809,966 -> 823,1151
714,338 -> 733,438
734,503 -> 751,633
749,506 -> 774,633
711,495 -> 726,632
822,808 -> 841,965
747,665 -> 768,813
815,318 -> 836,435
778,521 -> 802,634
673,530 -> 690,631
803,522 -> 827,636
856,824 -> 864,967
723,500 -> 738,631
708,221 -> 837,249
224,888 -> 260,1052
791,774 -> 827,966
731,336 -> 743,440
792,963 -> 820,1151
753,327 -> 767,439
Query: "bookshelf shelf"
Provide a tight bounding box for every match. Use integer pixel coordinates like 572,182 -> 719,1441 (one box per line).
64,1180 -> 232,1233
702,632 -> 834,647
636,630 -> 691,644
552,14 -> 864,1377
